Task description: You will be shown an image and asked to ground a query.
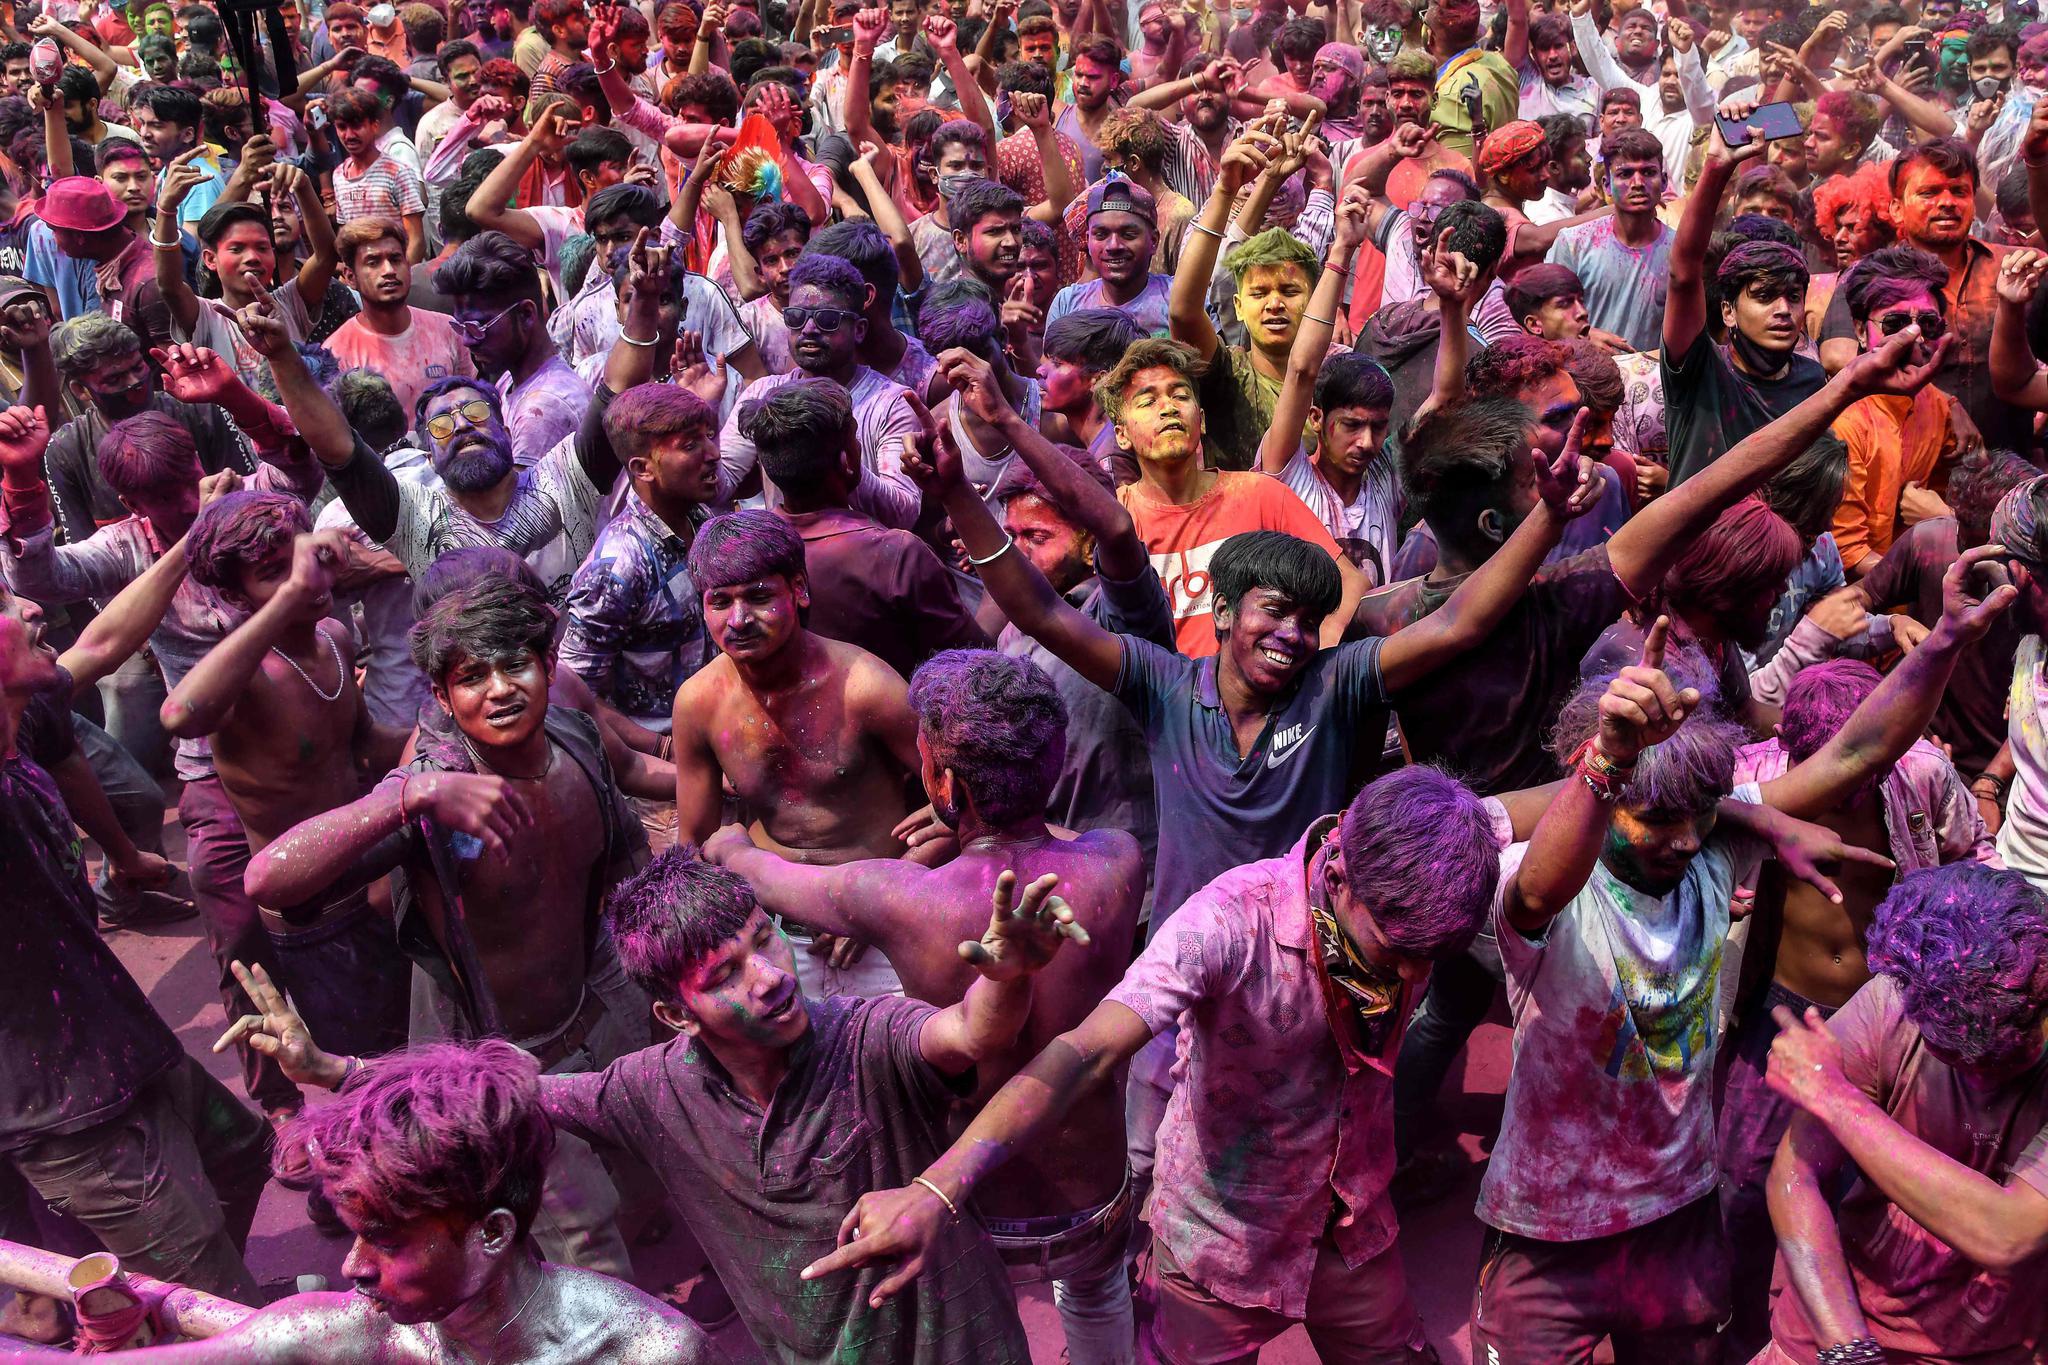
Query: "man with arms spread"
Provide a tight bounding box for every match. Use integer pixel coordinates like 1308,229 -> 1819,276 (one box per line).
237,850 -> 1085,1364
105,1040 -> 720,1365
670,510 -> 928,994
708,648 -> 1144,1364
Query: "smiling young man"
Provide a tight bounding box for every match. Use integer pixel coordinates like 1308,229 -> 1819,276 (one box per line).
1661,102 -> 1827,487
243,577 -> 654,1278
100,1040 -> 716,1365
154,159 -> 337,399
1047,176 -> 1174,337
238,851 -> 1083,1363
320,215 -> 475,426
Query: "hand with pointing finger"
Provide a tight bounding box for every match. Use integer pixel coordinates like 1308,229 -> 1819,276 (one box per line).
1595,615 -> 1699,767
1534,409 -> 1603,521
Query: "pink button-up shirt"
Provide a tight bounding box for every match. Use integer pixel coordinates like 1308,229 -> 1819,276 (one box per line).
1106,818 -> 1412,1317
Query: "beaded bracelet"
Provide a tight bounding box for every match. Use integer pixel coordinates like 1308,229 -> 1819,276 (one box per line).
1815,1339 -> 1885,1365
1568,737 -> 1636,802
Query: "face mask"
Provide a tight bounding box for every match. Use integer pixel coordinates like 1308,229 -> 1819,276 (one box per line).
1974,73 -> 2010,100
1365,23 -> 1402,62
937,170 -> 979,201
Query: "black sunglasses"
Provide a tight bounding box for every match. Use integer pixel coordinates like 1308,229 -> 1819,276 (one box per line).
784,305 -> 859,333
1878,308 -> 1946,340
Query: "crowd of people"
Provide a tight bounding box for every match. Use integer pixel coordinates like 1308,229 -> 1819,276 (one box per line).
3,0 -> 2048,1358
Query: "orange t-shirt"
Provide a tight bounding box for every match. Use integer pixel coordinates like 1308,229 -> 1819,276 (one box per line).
1119,471 -> 1348,657
1830,388 -> 1968,573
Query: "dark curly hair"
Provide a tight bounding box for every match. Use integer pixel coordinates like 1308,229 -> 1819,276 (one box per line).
1868,863 -> 2048,1070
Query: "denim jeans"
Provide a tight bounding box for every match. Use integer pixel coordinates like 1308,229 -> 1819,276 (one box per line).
73,715 -> 168,917
1392,930 -> 1505,1164
265,891 -> 411,1063
990,1173 -> 1138,1365
96,650 -> 170,781
179,776 -> 301,1114
7,1056 -> 267,1305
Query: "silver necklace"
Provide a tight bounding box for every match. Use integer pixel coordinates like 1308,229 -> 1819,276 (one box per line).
270,628 -> 344,702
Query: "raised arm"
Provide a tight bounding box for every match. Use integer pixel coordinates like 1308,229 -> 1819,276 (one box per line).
1501,0 -> 1531,72
1667,97 -> 1764,357
28,13 -> 120,91
936,347 -> 1149,581
1411,223 -> 1488,424
55,522 -> 195,695
278,164 -> 339,310
1501,617 -> 1698,932
152,148 -> 216,333
1377,419 -> 1600,690
1259,187 -> 1366,472
909,418 -> 1128,691
914,870 -> 1086,1074
1760,545 -> 2016,819
1012,92 -> 1075,224
1607,327 -> 1948,597
1766,1003 -> 2048,1273
924,14 -> 996,148
465,107 -> 573,251
843,6 -> 889,156
1171,123 -> 1280,361
161,532 -> 346,739
1992,249 -> 2048,407
848,145 -> 923,291
704,827 -> 909,941
1569,0 -> 1634,91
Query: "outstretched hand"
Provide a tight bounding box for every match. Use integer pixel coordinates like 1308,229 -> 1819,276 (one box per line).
959,869 -> 1090,981
1999,248 -> 2047,307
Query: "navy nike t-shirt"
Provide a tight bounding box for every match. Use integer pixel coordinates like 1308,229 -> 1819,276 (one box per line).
1115,635 -> 1388,934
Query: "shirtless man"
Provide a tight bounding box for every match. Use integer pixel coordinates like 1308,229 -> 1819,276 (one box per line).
160,504 -> 413,1093
671,508 -> 926,996
705,647 -> 1144,1361
111,1036 -> 718,1365
1717,657 -> 1993,1355
245,577 -> 648,1278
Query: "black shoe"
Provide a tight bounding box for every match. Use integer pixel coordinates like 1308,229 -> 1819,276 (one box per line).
98,890 -> 197,932
307,1187 -> 347,1237
659,1270 -> 738,1331
1390,1147 -> 1468,1214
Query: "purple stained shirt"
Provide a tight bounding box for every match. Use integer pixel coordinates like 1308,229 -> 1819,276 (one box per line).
501,355 -> 592,469
1106,819 -> 1421,1317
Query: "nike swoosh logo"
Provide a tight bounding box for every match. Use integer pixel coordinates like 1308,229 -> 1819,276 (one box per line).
1266,725 -> 1319,769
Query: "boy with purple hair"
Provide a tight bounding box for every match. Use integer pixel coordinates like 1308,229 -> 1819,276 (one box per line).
1719,658 -> 1996,1356
1467,535 -> 2013,1359
111,1036 -> 716,1364
1761,861 -> 2048,1363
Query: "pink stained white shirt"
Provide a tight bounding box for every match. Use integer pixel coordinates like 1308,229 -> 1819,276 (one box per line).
1104,810 -> 1506,1316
